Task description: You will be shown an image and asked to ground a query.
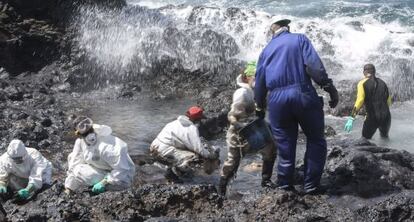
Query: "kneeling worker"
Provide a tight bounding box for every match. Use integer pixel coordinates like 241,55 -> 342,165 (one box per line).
65,117 -> 136,194
150,106 -> 219,183
0,139 -> 53,200
218,61 -> 277,196
344,64 -> 392,139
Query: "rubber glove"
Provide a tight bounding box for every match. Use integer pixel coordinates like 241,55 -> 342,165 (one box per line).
322,82 -> 339,108
17,183 -> 35,200
0,185 -> 7,194
344,117 -> 355,133
92,179 -> 107,194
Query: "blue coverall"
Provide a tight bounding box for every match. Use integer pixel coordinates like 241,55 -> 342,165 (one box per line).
255,30 -> 332,191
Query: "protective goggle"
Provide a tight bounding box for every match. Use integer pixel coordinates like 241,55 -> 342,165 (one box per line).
11,156 -> 25,164
75,128 -> 94,138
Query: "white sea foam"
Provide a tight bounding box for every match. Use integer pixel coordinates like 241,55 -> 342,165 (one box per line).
74,2 -> 413,93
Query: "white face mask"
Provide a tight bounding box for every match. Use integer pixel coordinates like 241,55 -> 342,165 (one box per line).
84,132 -> 97,146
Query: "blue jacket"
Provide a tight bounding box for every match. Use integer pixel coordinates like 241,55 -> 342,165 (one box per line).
254,31 -> 331,109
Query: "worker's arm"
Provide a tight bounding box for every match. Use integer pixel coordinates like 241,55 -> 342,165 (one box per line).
351,79 -> 367,117
0,162 -> 9,187
102,142 -> 135,185
67,139 -> 85,172
300,34 -> 332,87
254,52 -> 268,110
28,150 -> 48,190
181,126 -> 212,159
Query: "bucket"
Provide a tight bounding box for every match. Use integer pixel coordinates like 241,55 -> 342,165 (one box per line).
239,118 -> 274,151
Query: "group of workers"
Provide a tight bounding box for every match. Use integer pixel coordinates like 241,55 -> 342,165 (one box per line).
0,19 -> 392,201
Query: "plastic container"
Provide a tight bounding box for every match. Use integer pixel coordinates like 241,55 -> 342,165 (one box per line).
239,118 -> 274,151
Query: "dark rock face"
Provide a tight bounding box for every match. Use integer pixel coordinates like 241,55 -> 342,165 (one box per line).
329,79 -> 360,117
0,3 -> 62,75
325,140 -> 414,197
0,0 -> 126,75
356,191 -> 414,221
0,65 -> 81,169
3,184 -> 223,221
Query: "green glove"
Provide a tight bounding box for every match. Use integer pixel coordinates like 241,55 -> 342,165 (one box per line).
17,183 -> 35,199
344,117 -> 355,133
92,180 -> 107,194
17,188 -> 30,199
0,185 -> 7,194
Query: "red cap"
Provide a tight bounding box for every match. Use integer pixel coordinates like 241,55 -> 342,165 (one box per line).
186,106 -> 206,121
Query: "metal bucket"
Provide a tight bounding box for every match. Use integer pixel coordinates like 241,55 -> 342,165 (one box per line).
239,118 -> 274,151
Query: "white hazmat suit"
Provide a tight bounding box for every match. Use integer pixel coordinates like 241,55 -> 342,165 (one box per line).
65,124 -> 136,191
150,115 -> 217,176
0,140 -> 52,191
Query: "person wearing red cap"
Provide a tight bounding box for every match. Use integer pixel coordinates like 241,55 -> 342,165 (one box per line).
150,106 -> 219,183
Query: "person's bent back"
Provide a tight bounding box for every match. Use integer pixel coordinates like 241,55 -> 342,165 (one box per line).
0,139 -> 52,200
150,106 -> 219,183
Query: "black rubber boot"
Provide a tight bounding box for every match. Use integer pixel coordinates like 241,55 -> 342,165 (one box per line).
304,185 -> 327,195
261,160 -> 276,189
164,168 -> 183,184
217,177 -> 228,196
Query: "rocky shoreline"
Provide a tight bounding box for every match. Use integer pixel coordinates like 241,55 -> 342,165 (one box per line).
0,0 -> 413,221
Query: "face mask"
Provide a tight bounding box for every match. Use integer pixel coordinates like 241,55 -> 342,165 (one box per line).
11,157 -> 24,164
84,132 -> 97,146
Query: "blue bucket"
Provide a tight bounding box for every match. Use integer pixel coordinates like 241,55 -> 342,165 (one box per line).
239,118 -> 274,151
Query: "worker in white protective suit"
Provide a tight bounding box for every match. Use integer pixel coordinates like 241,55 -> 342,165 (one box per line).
218,61 -> 277,196
150,106 -> 220,183
64,117 -> 136,195
0,139 -> 53,200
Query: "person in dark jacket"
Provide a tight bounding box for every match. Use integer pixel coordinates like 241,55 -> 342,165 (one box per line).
344,64 -> 391,139
254,19 -> 339,194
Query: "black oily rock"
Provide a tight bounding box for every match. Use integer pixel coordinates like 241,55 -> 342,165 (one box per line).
355,190 -> 414,221
5,86 -> 24,101
40,118 -> 53,127
32,125 -> 49,141
3,184 -> 222,221
324,141 -> 414,197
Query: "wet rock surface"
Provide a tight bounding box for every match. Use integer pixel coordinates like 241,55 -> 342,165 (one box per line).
356,191 -> 414,221
1,135 -> 413,221
324,139 -> 414,197
0,1 -> 413,221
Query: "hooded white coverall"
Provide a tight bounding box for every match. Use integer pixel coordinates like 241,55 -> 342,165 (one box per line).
220,75 -> 276,180
150,115 -> 217,175
65,124 -> 136,191
0,140 -> 52,191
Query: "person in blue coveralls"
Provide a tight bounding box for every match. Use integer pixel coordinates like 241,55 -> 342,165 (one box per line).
254,19 -> 339,195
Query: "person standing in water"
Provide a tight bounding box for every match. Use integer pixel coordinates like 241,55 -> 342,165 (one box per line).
344,64 -> 392,139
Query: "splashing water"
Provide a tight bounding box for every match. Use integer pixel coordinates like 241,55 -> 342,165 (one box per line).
73,1 -> 414,153
74,1 -> 414,98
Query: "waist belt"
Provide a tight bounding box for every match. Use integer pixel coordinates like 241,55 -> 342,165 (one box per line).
270,83 -> 313,92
